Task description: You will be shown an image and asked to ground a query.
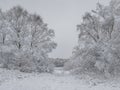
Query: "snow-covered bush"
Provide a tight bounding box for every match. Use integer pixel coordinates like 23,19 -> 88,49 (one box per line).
50,58 -> 68,67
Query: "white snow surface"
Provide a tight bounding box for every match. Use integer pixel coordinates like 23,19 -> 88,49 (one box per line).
0,68 -> 120,90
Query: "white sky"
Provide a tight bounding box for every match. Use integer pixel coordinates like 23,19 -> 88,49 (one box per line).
0,0 -> 110,58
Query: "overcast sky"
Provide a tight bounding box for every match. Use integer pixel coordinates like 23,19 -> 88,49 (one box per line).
0,0 -> 110,58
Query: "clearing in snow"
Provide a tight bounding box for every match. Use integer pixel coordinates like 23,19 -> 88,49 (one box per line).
0,68 -> 120,90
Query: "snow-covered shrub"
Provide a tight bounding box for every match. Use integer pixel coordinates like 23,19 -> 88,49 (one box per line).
50,58 -> 68,67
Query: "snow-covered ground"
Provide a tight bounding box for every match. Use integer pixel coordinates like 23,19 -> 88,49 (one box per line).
0,68 -> 120,90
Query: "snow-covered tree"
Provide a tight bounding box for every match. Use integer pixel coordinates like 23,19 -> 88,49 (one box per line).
66,0 -> 120,77
0,6 -> 57,72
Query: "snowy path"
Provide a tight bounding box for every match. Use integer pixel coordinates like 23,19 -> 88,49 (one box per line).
0,68 -> 120,90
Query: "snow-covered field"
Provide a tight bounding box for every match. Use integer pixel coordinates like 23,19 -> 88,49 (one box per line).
0,68 -> 120,90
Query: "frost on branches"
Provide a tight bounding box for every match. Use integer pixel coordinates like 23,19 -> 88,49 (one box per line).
0,6 -> 57,73
65,0 -> 120,78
